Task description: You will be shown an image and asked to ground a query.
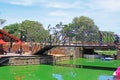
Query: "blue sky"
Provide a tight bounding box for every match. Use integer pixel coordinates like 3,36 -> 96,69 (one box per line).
0,0 -> 120,34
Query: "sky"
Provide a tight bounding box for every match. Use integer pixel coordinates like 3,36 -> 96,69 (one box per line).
0,0 -> 120,34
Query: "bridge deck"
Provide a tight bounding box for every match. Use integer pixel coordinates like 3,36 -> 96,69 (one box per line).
45,43 -> 116,49
0,53 -> 37,58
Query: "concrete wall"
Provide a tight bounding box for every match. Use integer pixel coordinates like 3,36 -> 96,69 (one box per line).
63,47 -> 82,58
1,55 -> 71,66
53,56 -> 70,63
74,47 -> 83,58
8,56 -> 53,66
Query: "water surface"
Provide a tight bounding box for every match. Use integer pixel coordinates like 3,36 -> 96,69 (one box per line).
0,58 -> 116,80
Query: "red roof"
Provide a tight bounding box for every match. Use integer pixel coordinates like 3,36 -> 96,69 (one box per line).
0,29 -> 20,42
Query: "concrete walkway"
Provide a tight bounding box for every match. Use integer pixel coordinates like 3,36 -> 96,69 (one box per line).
0,53 -> 36,57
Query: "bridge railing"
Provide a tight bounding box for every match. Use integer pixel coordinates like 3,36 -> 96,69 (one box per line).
40,31 -> 118,47
42,42 -> 115,47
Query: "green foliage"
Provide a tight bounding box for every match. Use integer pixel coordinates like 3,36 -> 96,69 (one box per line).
2,16 -> 115,43
3,20 -> 49,42
21,20 -> 49,42
95,50 -> 117,55
50,22 -> 65,43
51,16 -> 115,43
63,16 -> 99,42
100,31 -> 115,43
3,23 -> 20,37
72,16 -> 99,32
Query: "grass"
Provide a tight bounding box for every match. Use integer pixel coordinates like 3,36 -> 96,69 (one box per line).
95,50 -> 117,55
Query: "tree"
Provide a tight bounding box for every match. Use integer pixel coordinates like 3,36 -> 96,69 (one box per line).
100,31 -> 114,43
3,23 -> 20,37
50,22 -> 66,43
21,20 -> 49,42
3,20 -> 49,42
63,16 -> 99,42
0,19 -> 6,25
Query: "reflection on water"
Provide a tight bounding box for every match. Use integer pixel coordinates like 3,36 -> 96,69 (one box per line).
52,74 -> 62,80
0,58 -> 117,80
52,72 -> 77,80
52,74 -> 114,80
98,75 -> 113,80
0,64 -> 113,80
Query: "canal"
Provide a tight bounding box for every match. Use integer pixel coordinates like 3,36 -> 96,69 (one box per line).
0,58 -> 118,80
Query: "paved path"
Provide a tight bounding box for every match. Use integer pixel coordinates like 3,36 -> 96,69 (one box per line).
0,53 -> 36,57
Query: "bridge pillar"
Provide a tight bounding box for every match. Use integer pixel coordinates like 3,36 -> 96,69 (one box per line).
65,47 -> 83,58
83,48 -> 94,58
74,47 -> 83,58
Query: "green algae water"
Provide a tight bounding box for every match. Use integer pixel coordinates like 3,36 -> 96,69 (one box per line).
0,58 -> 116,80
58,58 -> 120,68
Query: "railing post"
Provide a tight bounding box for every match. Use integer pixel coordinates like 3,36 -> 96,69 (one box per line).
45,38 -> 46,46
49,35 -> 52,45
99,31 -> 102,46
107,33 -> 109,45
69,37 -> 70,46
110,34 -> 112,45
76,36 -> 77,46
82,31 -> 84,46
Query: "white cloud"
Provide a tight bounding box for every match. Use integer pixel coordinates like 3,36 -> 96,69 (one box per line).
0,0 -> 39,6
49,11 -> 69,17
44,1 -> 82,9
99,0 -> 120,11
1,0 -> 120,12
1,0 -> 120,34
1,0 -> 83,9
88,0 -> 120,12
10,0 -> 33,6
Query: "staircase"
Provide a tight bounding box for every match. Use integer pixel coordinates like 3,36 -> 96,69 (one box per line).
34,45 -> 55,55
0,57 -> 9,65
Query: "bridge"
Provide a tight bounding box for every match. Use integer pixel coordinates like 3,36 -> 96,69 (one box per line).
0,30 -> 120,66
34,31 -> 119,55
34,42 -> 116,55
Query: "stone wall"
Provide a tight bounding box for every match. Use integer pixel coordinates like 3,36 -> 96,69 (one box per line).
64,47 -> 83,58
53,56 -> 70,63
2,55 -> 71,66
74,47 -> 83,58
8,56 -> 53,66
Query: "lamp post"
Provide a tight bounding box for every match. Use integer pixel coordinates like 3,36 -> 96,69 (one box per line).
18,29 -> 25,55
